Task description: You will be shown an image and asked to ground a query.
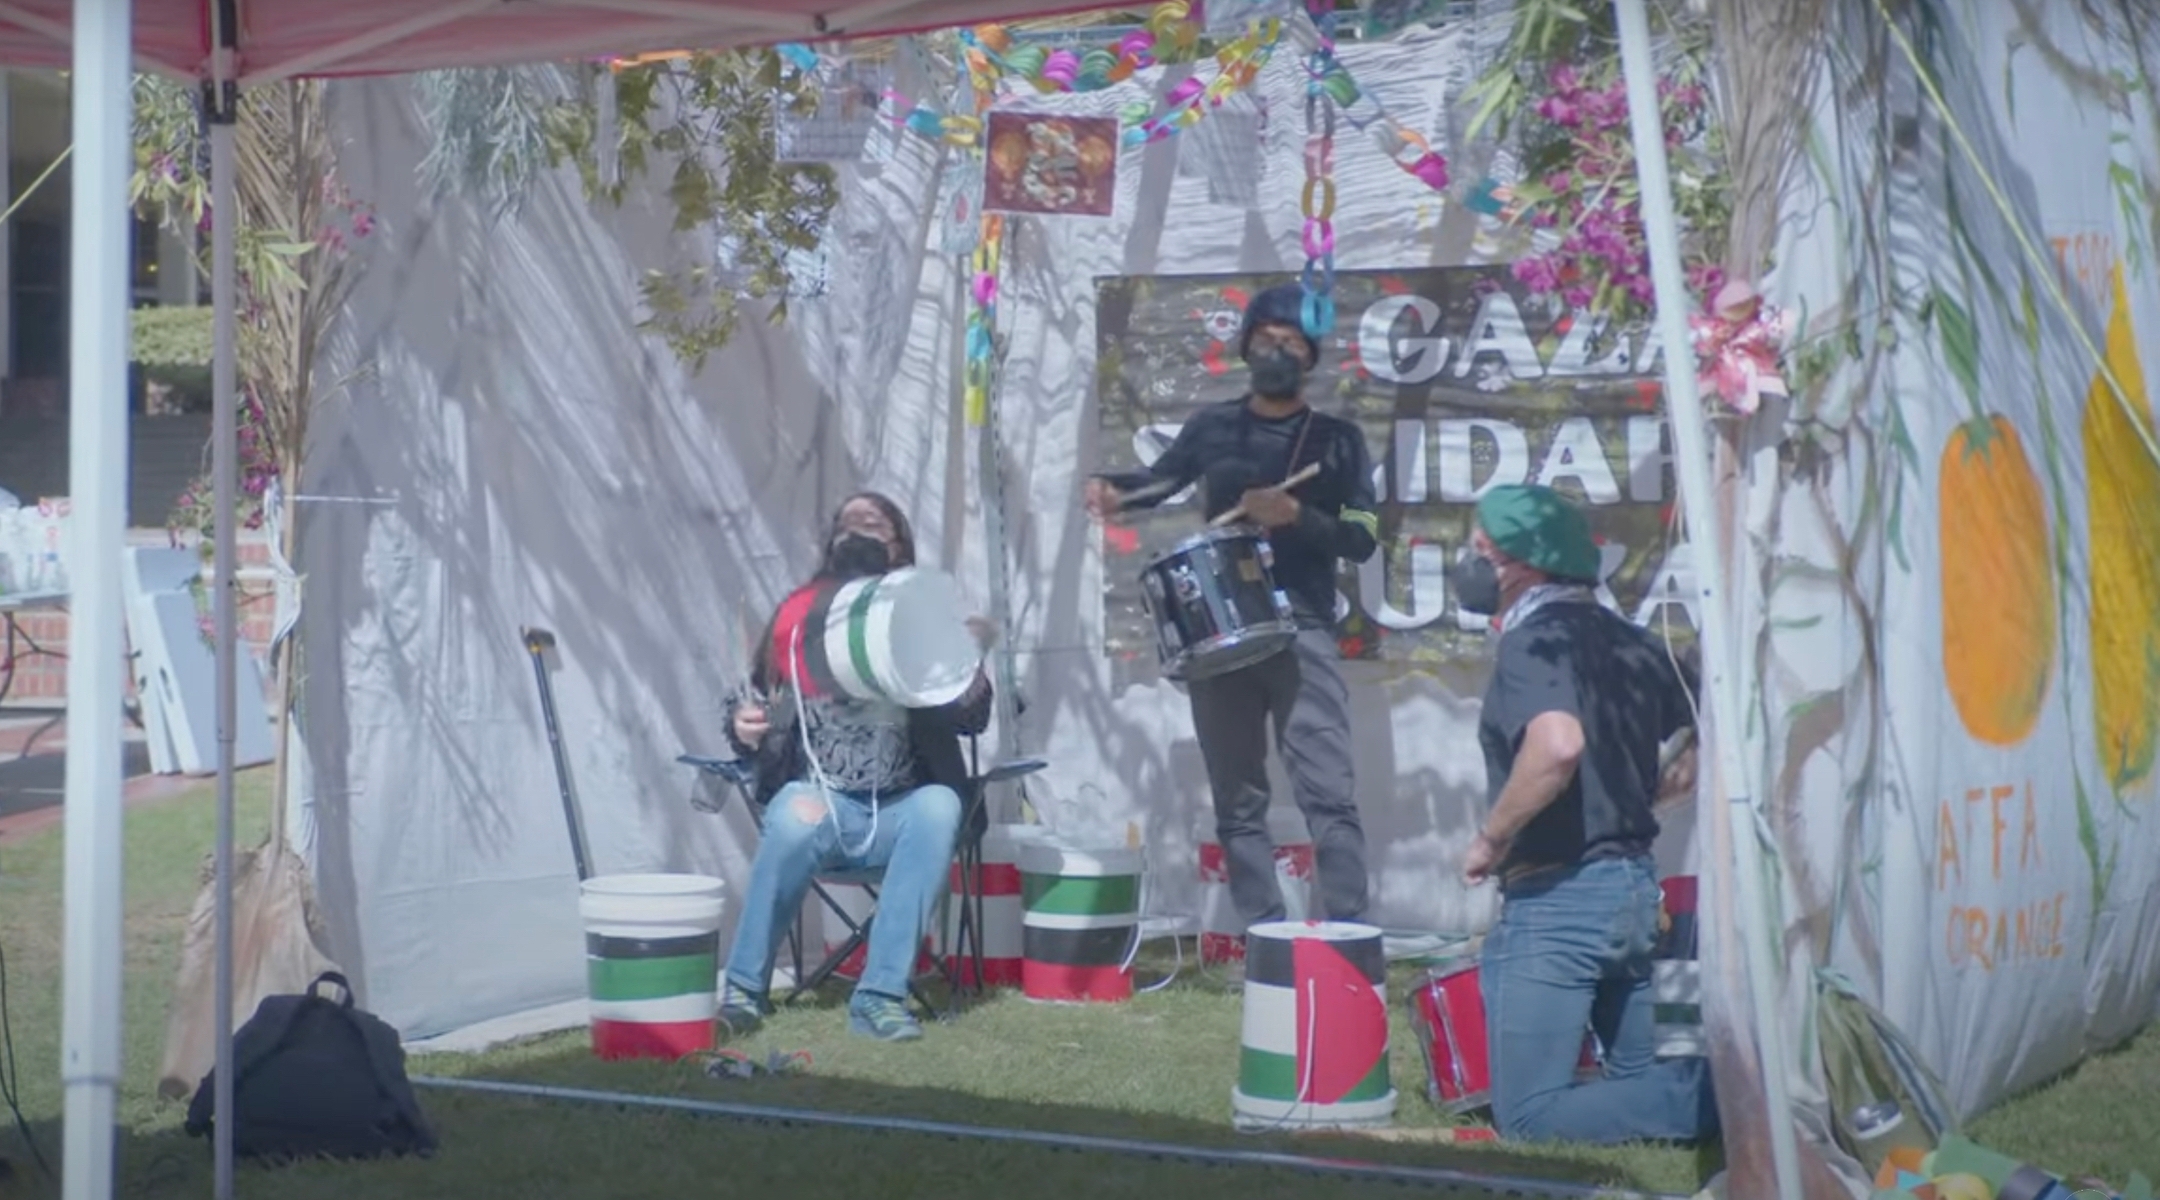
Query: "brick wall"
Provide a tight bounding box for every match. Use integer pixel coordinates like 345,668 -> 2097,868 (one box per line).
1,533 -> 280,707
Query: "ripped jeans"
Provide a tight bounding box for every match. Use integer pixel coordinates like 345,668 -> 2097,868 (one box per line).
722,780 -> 962,1001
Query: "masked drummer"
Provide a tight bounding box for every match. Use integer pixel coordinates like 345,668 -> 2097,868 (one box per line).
1083,282 -> 1380,975
719,492 -> 997,1043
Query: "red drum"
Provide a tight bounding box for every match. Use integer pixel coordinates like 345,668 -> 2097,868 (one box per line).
1410,961 -> 1603,1114
1411,962 -> 1490,1112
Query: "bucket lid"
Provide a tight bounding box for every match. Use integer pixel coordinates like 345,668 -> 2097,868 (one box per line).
1246,919 -> 1383,944
1019,840 -> 1142,877
579,873 -> 725,899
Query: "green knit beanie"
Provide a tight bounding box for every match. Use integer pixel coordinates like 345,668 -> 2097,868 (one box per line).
1474,484 -> 1600,583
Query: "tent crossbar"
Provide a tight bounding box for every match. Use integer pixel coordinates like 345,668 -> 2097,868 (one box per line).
236,0 -> 501,86
545,0 -> 815,35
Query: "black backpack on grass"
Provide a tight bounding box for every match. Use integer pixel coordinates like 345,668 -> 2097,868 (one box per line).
185,971 -> 438,1163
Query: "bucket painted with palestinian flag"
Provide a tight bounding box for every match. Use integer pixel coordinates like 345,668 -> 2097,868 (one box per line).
1198,808 -> 1316,965
1019,841 -> 1141,1003
1232,920 -> 1397,1131
579,874 -> 726,1060
1653,875 -> 1704,1058
942,824 -> 1038,987
782,567 -> 981,708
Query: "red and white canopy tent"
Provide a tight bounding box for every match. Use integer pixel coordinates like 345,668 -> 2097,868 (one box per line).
13,2 -> 1802,1199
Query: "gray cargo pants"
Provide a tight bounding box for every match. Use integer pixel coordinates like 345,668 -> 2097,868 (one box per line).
1187,627 -> 1368,924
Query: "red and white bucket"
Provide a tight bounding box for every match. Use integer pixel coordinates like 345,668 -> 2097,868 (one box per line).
941,823 -> 1043,988
1199,808 -> 1314,965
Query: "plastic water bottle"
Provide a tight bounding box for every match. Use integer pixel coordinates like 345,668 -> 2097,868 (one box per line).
1849,1100 -> 1933,1176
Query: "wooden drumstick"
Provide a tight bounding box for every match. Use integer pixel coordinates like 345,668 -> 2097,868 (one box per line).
1209,461 -> 1322,528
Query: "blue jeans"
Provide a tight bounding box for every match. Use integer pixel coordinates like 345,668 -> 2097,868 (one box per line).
1481,856 -> 1718,1144
723,780 -> 962,1001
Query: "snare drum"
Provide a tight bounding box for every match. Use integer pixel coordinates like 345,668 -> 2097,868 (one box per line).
1138,525 -> 1297,681
1409,960 -> 1603,1114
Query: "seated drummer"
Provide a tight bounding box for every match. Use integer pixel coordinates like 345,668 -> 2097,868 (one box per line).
720,492 -> 995,1042
1082,282 -> 1381,963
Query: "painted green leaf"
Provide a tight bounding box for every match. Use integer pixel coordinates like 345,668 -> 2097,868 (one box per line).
1933,288 -> 1982,404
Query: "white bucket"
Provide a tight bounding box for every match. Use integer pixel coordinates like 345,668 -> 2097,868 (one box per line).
942,823 -> 1038,987
1232,919 -> 1396,1131
579,873 -> 726,1060
1018,842 -> 1143,1003
811,566 -> 981,708
1200,808 -> 1316,964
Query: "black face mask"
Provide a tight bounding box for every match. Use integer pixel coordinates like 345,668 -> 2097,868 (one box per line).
826,531 -> 891,580
1452,555 -> 1502,617
1248,347 -> 1306,399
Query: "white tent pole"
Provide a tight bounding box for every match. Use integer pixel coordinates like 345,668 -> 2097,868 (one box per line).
60,0 -> 133,1196
207,93 -> 240,1200
1609,2 -> 1806,1198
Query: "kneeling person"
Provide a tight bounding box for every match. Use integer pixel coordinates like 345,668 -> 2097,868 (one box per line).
1456,484 -> 1716,1144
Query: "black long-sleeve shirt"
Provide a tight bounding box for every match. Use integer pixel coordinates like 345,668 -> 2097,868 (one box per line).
1099,397 -> 1379,626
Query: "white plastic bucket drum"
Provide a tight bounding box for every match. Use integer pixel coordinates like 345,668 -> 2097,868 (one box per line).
1232,920 -> 1397,1132
942,823 -> 1038,988
1019,842 -> 1142,1003
802,566 -> 980,708
1199,808 -> 1316,965
579,873 -> 726,1060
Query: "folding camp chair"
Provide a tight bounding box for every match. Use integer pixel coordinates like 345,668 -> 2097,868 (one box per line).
677,748 -> 1044,1018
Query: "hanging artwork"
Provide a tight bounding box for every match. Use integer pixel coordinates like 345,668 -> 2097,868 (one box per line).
981,112 -> 1120,218
940,154 -> 987,257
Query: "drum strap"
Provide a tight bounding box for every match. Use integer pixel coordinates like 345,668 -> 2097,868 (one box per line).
1235,407 -> 1318,490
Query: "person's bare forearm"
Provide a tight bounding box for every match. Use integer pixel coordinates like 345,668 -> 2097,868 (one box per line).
1482,753 -> 1575,844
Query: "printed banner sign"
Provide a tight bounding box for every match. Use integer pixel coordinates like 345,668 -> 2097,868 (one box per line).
1094,267 -> 1697,678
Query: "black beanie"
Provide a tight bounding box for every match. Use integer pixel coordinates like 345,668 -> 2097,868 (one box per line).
1237,283 -> 1323,365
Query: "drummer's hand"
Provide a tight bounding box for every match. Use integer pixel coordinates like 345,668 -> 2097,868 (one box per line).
1240,486 -> 1301,528
1083,477 -> 1122,519
1462,831 -> 1505,886
732,703 -> 771,749
966,615 -> 1000,651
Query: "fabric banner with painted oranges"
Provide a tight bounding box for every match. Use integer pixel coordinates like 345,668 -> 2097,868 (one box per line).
1710,0 -> 2160,1161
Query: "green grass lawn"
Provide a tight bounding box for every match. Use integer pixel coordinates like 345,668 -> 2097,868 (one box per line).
0,773 -> 2151,1198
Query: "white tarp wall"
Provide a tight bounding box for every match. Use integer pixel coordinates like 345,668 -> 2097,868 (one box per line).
304,23 -> 1705,1042
1712,3 -> 2160,1187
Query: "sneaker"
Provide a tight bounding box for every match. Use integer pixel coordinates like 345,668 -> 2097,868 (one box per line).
718,982 -> 769,1040
847,991 -> 923,1042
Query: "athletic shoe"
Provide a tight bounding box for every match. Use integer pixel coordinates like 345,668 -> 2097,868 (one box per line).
718,982 -> 769,1040
847,991 -> 923,1042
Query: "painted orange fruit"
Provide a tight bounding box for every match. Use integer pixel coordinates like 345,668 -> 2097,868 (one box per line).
2082,264 -> 2160,792
1940,414 -> 2056,746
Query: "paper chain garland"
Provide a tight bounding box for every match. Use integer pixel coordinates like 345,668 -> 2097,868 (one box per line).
964,215 -> 1004,425
1298,0 -> 1339,338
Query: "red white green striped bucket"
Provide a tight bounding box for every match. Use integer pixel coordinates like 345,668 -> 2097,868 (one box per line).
579,874 -> 725,1060
1232,920 -> 1396,1131
804,567 -> 981,708
942,824 -> 1040,987
1198,809 -> 1315,965
1654,875 -> 1703,1057
1019,842 -> 1141,1003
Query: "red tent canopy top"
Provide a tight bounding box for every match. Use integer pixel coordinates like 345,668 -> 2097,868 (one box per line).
0,0 -> 1108,82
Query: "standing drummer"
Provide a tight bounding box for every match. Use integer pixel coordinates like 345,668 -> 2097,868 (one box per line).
1084,282 -> 1381,966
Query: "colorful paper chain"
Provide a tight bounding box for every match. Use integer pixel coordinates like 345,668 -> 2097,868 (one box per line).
766,8 -> 1277,151
964,215 -> 1005,425
1280,17 -> 1449,194
1298,0 -> 1339,338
